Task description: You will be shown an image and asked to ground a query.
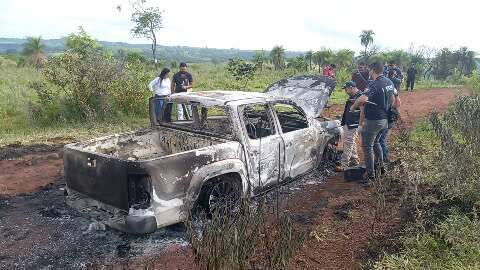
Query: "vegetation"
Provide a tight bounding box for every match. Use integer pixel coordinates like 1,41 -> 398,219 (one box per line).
373,79 -> 480,269
0,27 -> 477,146
22,36 -> 46,70
185,197 -> 304,270
226,58 -> 257,88
130,0 -> 164,65
360,30 -> 375,62
270,46 -> 285,70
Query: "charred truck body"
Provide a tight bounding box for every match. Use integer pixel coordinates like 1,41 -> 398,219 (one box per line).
64,76 -> 341,234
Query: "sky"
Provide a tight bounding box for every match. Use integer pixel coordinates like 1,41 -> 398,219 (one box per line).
0,0 -> 478,53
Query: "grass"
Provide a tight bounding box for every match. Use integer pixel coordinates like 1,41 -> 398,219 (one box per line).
0,56 -> 463,146
374,91 -> 480,269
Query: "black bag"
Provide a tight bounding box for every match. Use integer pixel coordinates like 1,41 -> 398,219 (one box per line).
388,107 -> 400,124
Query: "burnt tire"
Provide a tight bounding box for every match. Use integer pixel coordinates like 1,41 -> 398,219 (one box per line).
199,175 -> 242,217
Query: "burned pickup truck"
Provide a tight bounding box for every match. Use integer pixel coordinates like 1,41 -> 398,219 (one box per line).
64,76 -> 341,234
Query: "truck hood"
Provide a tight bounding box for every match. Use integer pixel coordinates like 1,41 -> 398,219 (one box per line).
265,75 -> 336,118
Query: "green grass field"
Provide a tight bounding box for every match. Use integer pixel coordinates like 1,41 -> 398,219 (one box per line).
0,56 -> 464,146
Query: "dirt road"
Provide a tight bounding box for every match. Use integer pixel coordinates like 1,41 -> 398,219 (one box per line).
0,88 -> 466,269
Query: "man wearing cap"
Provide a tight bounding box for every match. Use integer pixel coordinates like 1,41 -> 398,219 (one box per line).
171,62 -> 194,120
336,81 -> 363,172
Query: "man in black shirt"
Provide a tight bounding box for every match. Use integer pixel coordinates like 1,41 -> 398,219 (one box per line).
406,64 -> 417,91
171,62 -> 193,120
336,81 -> 362,172
351,62 -> 395,180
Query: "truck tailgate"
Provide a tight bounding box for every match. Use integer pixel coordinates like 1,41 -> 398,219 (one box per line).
64,147 -> 129,211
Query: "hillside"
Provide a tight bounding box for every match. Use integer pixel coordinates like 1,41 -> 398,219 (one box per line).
0,37 -> 303,63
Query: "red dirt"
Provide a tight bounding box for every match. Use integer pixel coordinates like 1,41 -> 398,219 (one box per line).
0,88 -> 467,269
0,153 -> 63,196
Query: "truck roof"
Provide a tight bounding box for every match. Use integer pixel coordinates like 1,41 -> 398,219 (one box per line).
168,90 -> 286,106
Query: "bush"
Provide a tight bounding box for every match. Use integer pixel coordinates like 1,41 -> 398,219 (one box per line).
374,94 -> 480,269
184,197 -> 305,270
375,211 -> 480,270
226,58 -> 256,89
465,72 -> 480,96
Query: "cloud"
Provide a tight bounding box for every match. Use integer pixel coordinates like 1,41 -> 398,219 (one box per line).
0,0 -> 478,53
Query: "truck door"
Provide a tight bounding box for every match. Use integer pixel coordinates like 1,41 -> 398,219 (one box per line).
272,103 -> 318,179
239,103 -> 284,189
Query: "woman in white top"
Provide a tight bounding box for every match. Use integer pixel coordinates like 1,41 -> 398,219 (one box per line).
148,68 -> 171,121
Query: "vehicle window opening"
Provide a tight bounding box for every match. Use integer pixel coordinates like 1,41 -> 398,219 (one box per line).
273,103 -> 309,133
242,104 -> 275,139
160,102 -> 233,138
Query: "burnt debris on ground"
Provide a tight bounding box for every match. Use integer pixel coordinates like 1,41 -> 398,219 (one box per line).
0,175 -> 188,269
0,161 -> 335,269
0,143 -> 64,160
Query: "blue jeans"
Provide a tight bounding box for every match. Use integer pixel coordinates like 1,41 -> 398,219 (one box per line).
153,97 -> 165,122
379,128 -> 389,162
361,119 -> 388,176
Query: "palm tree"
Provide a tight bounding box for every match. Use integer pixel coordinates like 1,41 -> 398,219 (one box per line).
360,30 -> 375,63
270,46 -> 285,70
334,49 -> 355,68
22,36 -> 46,70
313,49 -> 333,73
253,50 -> 267,71
305,50 -> 313,71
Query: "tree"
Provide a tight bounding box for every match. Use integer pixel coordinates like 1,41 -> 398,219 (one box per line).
65,26 -> 101,57
270,46 -> 285,70
360,30 -> 375,63
253,50 -> 267,71
226,58 -> 256,89
287,56 -> 308,72
453,47 -> 477,75
305,50 -> 313,71
433,48 -> 454,80
334,49 -> 354,68
313,49 -> 333,72
131,0 -> 163,66
22,36 -> 46,70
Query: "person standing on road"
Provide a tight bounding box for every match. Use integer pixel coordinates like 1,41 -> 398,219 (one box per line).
406,64 -> 417,91
378,88 -> 401,163
171,62 -> 193,120
385,61 -> 404,92
148,68 -> 171,121
335,81 -> 363,172
351,62 -> 396,181
351,62 -> 370,91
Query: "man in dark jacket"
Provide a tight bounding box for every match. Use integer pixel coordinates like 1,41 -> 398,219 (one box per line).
336,81 -> 363,172
351,62 -> 370,91
384,61 -> 403,91
406,64 -> 417,91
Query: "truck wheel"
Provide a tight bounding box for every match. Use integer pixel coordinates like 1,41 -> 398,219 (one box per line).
199,175 -> 241,216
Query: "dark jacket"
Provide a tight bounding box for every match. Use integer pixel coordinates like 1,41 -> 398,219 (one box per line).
407,67 -> 417,79
341,90 -> 363,129
384,66 -> 404,88
351,69 -> 370,91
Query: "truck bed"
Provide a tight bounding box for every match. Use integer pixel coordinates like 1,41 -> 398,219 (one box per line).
64,127 -> 238,212
72,127 -> 229,161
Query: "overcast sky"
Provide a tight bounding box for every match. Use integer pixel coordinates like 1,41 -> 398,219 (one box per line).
0,0 -> 478,53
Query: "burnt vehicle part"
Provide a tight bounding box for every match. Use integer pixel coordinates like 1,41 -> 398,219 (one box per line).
265,75 -> 336,118
65,90 -> 341,234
